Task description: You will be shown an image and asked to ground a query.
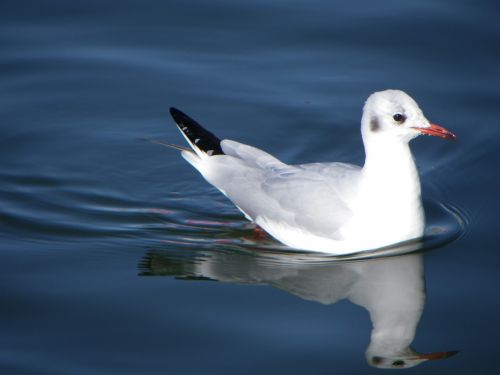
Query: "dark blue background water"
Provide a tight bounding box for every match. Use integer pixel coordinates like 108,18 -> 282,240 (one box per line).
1,1 -> 499,374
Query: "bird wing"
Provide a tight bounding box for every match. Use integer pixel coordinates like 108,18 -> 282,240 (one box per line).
198,140 -> 361,241
220,139 -> 286,169
259,161 -> 360,239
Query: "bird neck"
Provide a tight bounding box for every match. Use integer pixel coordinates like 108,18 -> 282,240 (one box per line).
368,313 -> 420,356
360,136 -> 421,197
352,254 -> 425,357
362,136 -> 416,176
352,135 -> 424,245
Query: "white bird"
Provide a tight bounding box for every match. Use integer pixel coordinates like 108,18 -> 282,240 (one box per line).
144,250 -> 458,368
168,90 -> 455,255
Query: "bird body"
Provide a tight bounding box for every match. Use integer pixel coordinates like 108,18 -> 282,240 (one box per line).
169,90 -> 455,255
144,249 -> 458,368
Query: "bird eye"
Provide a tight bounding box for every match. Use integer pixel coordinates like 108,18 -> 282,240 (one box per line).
393,113 -> 406,124
392,360 -> 405,367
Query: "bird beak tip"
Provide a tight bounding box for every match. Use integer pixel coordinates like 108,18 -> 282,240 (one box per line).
414,123 -> 457,141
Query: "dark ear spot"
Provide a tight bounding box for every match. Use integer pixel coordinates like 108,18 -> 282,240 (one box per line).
370,117 -> 380,132
372,356 -> 383,365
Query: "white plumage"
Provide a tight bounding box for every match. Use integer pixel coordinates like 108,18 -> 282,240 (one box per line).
169,90 -> 455,255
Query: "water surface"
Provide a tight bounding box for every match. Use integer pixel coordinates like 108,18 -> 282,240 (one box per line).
1,0 -> 499,374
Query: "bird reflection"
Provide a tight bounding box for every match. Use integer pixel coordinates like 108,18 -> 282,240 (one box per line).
140,249 -> 457,369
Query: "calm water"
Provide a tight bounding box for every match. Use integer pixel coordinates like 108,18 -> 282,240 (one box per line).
1,0 -> 499,374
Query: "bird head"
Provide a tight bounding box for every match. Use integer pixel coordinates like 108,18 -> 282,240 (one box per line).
367,348 -> 459,369
361,90 -> 456,144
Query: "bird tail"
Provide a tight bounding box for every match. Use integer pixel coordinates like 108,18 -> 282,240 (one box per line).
169,107 -> 224,159
145,139 -> 192,152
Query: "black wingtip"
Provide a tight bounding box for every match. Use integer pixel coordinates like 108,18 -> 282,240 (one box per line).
168,107 -> 224,156
169,107 -> 184,122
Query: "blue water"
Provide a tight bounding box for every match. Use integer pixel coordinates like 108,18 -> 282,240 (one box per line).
1,0 -> 499,374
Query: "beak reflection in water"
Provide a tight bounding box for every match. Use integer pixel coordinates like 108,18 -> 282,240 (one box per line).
140,247 -> 458,369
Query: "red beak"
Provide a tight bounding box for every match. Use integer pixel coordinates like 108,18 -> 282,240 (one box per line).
412,350 -> 459,360
414,123 -> 457,140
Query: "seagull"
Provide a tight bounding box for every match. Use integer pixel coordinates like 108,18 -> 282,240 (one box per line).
143,250 -> 458,368
167,90 -> 456,255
